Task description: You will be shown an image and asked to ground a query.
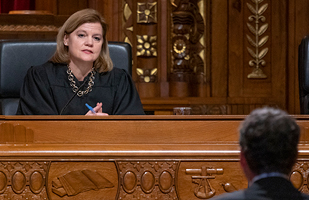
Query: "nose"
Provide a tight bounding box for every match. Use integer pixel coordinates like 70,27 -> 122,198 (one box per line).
85,36 -> 93,46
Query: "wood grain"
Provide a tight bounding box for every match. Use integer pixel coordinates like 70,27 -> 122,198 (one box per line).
0,115 -> 308,199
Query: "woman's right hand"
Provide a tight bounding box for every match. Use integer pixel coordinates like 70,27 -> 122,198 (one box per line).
85,102 -> 109,116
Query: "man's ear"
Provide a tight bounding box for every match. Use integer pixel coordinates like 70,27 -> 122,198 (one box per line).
240,150 -> 247,169
240,149 -> 255,182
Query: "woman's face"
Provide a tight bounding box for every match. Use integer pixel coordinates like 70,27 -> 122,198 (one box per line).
64,22 -> 103,66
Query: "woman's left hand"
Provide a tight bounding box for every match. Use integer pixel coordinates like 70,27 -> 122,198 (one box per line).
85,102 -> 109,116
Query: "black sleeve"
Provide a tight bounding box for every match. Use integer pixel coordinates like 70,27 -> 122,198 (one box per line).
16,66 -> 58,115
112,70 -> 145,115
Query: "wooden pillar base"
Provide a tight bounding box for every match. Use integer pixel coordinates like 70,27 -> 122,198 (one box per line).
169,81 -> 189,97
138,82 -> 158,98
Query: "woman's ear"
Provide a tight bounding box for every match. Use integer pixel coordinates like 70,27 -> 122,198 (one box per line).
64,35 -> 69,46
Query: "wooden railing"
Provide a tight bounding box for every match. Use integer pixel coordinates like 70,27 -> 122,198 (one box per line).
0,115 -> 308,199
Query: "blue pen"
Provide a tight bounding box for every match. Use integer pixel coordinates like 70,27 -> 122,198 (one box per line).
85,103 -> 96,114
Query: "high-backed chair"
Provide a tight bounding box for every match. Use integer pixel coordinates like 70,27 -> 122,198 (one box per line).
298,36 -> 309,114
0,40 -> 132,115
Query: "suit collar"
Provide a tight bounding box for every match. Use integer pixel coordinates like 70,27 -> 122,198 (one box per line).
250,172 -> 289,186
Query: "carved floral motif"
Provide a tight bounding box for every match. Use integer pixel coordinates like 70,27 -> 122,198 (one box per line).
136,68 -> 158,82
137,2 -> 157,23
171,0 -> 205,74
137,35 -> 157,57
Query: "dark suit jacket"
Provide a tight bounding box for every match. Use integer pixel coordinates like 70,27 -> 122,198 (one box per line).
211,177 -> 309,200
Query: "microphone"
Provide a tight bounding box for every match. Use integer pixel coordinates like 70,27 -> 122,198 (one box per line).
59,77 -> 89,115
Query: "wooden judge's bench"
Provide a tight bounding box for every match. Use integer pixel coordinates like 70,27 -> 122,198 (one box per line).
0,115 -> 309,199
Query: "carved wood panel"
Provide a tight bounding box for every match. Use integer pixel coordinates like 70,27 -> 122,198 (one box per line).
179,161 -> 247,199
117,161 -> 178,199
118,0 -> 292,114
0,160 -> 308,199
0,116 -> 308,198
0,0 -> 307,114
228,0 -> 287,107
0,162 -> 49,199
121,0 -> 160,98
48,162 -> 117,199
169,0 -> 208,98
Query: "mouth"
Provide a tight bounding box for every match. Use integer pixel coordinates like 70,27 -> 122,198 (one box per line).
82,49 -> 93,54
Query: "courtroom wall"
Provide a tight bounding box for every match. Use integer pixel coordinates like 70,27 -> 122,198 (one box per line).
0,0 -> 308,115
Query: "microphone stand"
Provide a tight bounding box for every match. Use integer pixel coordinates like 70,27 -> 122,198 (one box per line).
59,77 -> 88,115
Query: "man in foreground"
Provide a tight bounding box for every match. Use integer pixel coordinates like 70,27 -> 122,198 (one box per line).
212,107 -> 309,200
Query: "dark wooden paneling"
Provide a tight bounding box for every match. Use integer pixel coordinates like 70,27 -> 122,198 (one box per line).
35,0 -> 57,14
288,0 -> 309,114
57,0 -> 88,15
211,0 -> 228,97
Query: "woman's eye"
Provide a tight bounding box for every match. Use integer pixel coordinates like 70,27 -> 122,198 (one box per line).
94,37 -> 101,41
78,34 -> 85,38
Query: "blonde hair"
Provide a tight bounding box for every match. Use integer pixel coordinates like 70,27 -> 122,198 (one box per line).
50,8 -> 113,73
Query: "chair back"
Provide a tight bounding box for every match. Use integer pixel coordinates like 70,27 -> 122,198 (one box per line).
298,36 -> 309,114
0,40 -> 132,115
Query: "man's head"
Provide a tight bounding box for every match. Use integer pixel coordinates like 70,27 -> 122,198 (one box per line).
239,107 -> 300,177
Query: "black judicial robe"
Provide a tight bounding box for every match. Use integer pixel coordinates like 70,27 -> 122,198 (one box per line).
16,62 -> 145,115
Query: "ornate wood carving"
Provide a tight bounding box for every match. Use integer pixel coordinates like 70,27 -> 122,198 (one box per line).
4,160 -> 309,199
178,161 -> 247,199
0,0 -> 305,114
0,123 -> 34,144
0,162 -> 49,199
137,2 -> 157,23
170,0 -> 206,97
117,161 -> 178,199
136,68 -> 158,83
186,167 -> 224,199
122,0 -> 159,98
191,105 -> 228,115
246,0 -> 269,79
290,162 -> 309,194
0,116 -> 309,198
123,1 -> 133,46
48,162 -> 118,199
221,182 -> 237,193
136,35 -> 157,57
52,169 -> 114,197
0,25 -> 58,32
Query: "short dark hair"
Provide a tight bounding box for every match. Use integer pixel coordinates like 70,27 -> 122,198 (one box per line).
239,107 -> 300,175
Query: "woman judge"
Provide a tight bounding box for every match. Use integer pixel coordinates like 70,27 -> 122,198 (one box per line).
16,9 -> 144,115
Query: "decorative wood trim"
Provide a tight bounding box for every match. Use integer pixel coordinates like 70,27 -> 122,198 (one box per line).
0,25 -> 58,32
0,116 -> 308,198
